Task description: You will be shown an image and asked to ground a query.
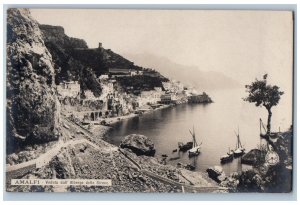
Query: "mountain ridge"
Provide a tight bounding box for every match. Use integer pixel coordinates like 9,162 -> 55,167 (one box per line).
124,53 -> 241,91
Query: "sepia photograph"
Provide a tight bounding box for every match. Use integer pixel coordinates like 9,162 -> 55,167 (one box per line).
5,7 -> 294,194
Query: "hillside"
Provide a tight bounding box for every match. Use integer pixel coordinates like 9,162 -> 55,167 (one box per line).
39,25 -> 103,96
125,53 -> 241,91
39,25 -> 167,96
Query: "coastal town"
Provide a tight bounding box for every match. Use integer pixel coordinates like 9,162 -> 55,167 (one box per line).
57,67 -> 212,126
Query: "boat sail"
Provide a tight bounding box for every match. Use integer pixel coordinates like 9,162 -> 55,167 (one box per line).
233,128 -> 245,157
188,126 -> 202,157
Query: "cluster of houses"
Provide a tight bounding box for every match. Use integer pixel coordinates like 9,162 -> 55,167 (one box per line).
57,81 -> 80,98
57,71 -> 207,121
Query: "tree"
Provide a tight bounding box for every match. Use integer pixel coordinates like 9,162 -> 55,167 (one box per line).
244,74 -> 284,143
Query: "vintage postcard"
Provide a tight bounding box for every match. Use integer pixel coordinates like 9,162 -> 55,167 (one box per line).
6,8 -> 293,193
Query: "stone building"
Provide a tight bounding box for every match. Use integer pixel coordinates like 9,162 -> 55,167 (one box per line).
57,81 -> 80,98
99,74 -> 109,80
108,68 -> 131,76
160,93 -> 177,104
84,90 -> 96,99
138,89 -> 164,106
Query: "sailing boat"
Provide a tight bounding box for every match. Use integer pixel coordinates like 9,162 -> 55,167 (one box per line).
188,126 -> 202,157
233,128 -> 245,157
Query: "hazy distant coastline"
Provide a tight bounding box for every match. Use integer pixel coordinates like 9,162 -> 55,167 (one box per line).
125,53 -> 241,91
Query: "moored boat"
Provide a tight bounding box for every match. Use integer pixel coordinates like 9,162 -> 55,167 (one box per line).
187,127 -> 202,157
220,149 -> 234,164
233,128 -> 245,157
234,147 -> 245,157
188,146 -> 201,157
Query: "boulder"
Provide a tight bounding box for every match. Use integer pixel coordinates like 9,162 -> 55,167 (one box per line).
120,134 -> 156,156
9,153 -> 19,161
7,153 -> 18,165
206,166 -> 226,183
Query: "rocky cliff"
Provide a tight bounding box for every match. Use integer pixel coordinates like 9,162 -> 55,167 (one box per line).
39,25 -> 88,49
6,8 -> 60,153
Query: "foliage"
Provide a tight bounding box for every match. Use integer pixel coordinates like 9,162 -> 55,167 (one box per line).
244,74 -> 284,110
263,164 -> 292,193
80,67 -> 102,97
244,74 -> 284,137
236,170 -> 265,192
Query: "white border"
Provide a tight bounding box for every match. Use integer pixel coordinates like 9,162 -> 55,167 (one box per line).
1,0 -> 298,204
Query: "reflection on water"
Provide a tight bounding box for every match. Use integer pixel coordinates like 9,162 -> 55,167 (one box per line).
105,88 -> 292,175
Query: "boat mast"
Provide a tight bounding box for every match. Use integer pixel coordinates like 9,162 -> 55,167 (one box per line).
237,127 -> 243,149
235,127 -> 242,149
193,126 -> 198,147
238,127 -> 240,149
189,126 -> 198,148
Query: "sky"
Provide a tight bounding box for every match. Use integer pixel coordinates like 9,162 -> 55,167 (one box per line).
30,9 -> 293,98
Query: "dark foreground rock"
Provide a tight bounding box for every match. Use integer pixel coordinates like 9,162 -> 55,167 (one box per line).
241,149 -> 266,165
120,134 -> 156,156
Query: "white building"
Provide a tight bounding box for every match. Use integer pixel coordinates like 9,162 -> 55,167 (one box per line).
130,71 -> 138,76
99,75 -> 109,80
139,89 -> 164,106
84,90 -> 96,99
154,87 -> 162,92
162,82 -> 172,91
57,81 -> 80,98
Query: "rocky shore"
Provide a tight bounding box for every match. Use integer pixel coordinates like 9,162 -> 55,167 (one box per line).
6,115 -> 221,193
205,130 -> 293,193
